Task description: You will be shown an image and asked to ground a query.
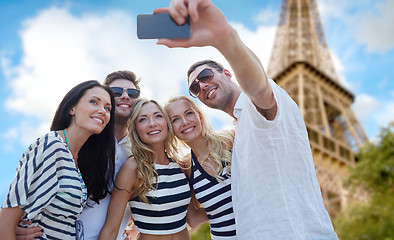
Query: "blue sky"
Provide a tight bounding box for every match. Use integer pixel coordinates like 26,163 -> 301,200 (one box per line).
1,0 -> 393,201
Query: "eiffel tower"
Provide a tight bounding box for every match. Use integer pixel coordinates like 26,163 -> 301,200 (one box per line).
267,0 -> 368,218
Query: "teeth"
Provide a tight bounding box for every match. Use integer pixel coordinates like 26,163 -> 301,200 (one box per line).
183,127 -> 194,133
148,130 -> 160,135
207,89 -> 215,99
92,118 -> 103,124
119,104 -> 129,108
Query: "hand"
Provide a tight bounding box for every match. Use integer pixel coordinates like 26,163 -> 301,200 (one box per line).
153,0 -> 233,50
16,220 -> 42,240
122,222 -> 139,240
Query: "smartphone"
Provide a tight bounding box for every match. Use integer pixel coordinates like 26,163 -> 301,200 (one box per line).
137,13 -> 190,39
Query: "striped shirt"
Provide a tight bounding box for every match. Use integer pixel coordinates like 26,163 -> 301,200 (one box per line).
2,131 -> 86,239
190,150 -> 237,239
129,159 -> 191,235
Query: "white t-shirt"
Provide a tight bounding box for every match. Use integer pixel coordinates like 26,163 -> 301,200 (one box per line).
78,136 -> 132,240
231,80 -> 338,239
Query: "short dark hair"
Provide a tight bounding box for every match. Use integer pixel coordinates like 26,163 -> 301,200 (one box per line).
104,70 -> 141,91
187,60 -> 224,79
50,80 -> 116,204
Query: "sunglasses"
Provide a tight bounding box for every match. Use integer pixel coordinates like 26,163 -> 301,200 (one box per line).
110,87 -> 140,99
188,68 -> 214,98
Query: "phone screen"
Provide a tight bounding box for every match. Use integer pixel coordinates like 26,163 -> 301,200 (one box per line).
137,13 -> 190,39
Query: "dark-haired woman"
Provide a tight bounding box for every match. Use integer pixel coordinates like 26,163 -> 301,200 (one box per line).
0,80 -> 116,240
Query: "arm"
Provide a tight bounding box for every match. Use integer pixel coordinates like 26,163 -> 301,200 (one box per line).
15,220 -> 43,240
3,135 -> 60,240
98,157 -> 138,240
186,189 -> 208,228
122,221 -> 139,240
155,0 -> 277,119
179,156 -> 208,228
0,206 -> 24,240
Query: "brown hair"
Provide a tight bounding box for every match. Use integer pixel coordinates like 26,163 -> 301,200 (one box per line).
104,70 -> 141,91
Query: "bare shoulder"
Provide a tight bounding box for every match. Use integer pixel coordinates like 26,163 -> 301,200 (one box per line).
179,154 -> 192,169
178,155 -> 192,178
122,156 -> 138,171
115,156 -> 138,192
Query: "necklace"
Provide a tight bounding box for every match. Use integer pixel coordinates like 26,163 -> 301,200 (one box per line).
63,129 -> 70,149
62,129 -> 86,208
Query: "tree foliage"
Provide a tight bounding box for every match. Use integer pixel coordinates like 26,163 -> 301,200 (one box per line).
335,122 -> 394,240
190,222 -> 211,240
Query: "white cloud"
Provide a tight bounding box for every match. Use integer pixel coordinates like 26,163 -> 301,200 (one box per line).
329,52 -> 356,91
230,22 -> 276,69
317,0 -> 394,53
2,6 -> 200,146
374,101 -> 394,127
317,0 -> 362,23
319,0 -> 394,53
2,120 -> 49,153
352,93 -> 394,139
3,6 -> 278,147
200,104 -> 234,129
252,7 -> 278,25
352,94 -> 379,121
353,0 -> 394,53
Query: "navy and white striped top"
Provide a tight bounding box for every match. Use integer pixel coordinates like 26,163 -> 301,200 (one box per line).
129,159 -> 191,235
190,150 -> 237,239
2,131 -> 86,239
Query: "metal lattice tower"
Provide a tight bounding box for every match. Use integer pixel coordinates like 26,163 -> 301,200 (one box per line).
267,0 -> 369,218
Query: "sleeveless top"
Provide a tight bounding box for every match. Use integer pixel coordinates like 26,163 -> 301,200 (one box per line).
190,150 -> 237,239
128,159 -> 191,235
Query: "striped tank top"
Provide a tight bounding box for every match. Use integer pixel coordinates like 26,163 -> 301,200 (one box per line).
190,150 -> 237,239
129,159 -> 191,235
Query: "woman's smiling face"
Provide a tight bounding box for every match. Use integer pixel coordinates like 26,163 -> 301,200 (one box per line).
166,99 -> 202,143
135,102 -> 168,146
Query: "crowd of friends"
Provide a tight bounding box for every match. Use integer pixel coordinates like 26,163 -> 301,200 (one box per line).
0,0 -> 339,239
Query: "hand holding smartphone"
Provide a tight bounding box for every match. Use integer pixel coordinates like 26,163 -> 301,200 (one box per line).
137,13 -> 190,39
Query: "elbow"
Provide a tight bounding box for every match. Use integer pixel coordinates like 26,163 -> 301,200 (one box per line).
186,210 -> 200,229
186,211 -> 208,229
98,226 -> 118,240
187,217 -> 199,229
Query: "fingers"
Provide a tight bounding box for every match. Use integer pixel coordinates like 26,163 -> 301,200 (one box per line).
156,0 -> 203,25
15,232 -> 43,240
152,7 -> 169,14
15,226 -> 43,240
15,225 -> 42,235
20,219 -> 33,225
168,0 -> 190,25
157,39 -> 189,48
187,0 -> 200,22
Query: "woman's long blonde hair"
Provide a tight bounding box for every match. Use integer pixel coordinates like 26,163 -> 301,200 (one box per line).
128,99 -> 180,203
165,95 -> 234,181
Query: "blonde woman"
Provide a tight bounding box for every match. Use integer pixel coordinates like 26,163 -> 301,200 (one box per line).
98,99 -> 192,240
165,95 -> 237,239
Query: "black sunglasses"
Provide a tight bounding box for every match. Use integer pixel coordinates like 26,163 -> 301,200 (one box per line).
110,87 -> 140,99
188,68 -> 214,98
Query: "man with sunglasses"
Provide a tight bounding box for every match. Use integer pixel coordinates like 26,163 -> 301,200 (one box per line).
14,70 -> 141,240
155,0 -> 338,239
77,70 -> 140,240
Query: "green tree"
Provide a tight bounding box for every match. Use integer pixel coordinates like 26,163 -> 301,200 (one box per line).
190,222 -> 211,240
335,122 -> 394,240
